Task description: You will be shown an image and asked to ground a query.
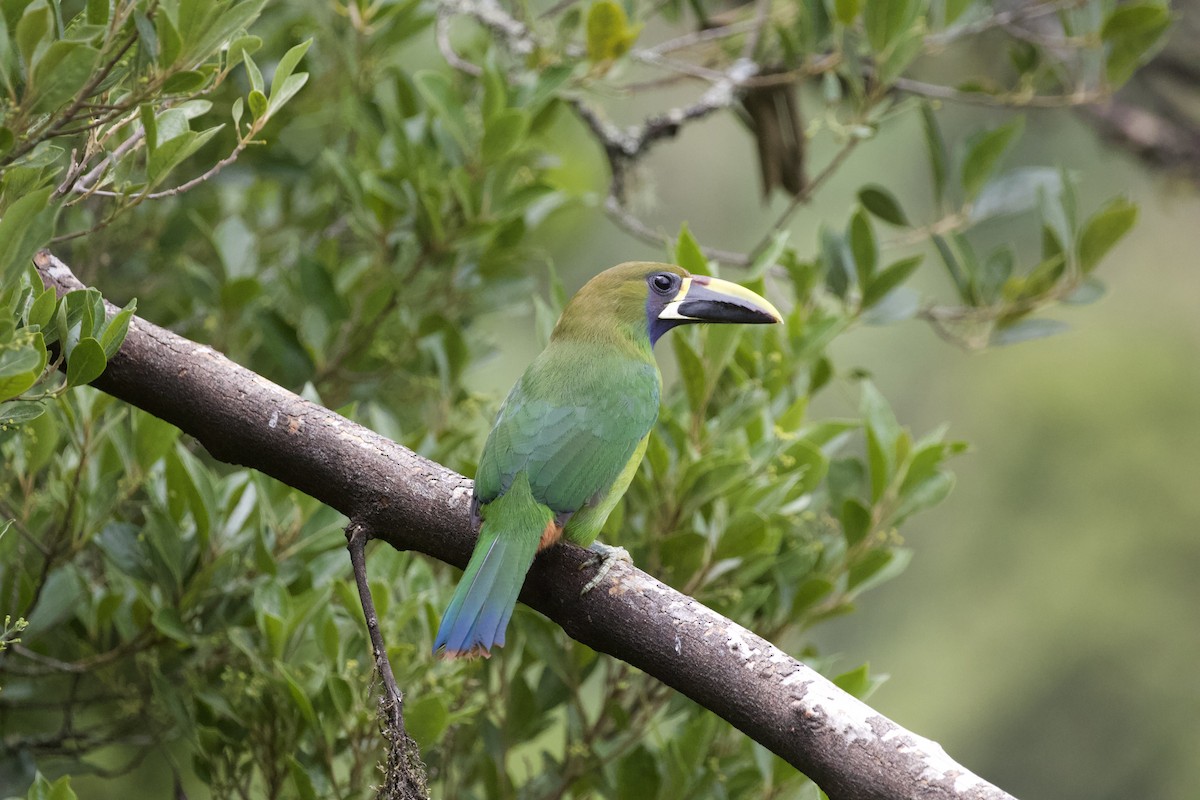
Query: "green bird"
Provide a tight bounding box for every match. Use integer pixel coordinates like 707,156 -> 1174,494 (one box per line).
435,262 -> 781,659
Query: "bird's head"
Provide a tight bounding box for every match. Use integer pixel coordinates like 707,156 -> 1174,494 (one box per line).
553,262 -> 783,347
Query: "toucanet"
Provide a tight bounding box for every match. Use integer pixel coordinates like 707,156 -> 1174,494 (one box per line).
434,261 -> 782,658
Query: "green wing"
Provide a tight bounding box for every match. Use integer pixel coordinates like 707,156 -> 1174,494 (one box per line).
474,346 -> 660,517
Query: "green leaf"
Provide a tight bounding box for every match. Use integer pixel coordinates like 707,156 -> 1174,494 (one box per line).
979,248 -> 1012,303
674,223 -> 709,275
899,440 -> 947,495
0,334 -> 45,401
776,395 -> 808,433
781,438 -> 829,497
920,103 -> 949,207
27,286 -> 56,329
173,0 -> 267,67
1102,3 -> 1171,87
26,773 -> 78,800
482,66 -> 508,121
961,118 -> 1024,199
405,694 -> 449,748
163,70 -> 208,93
140,103 -> 159,154
288,757 -> 319,800
100,299 -> 136,358
672,333 -> 706,415
65,336 -> 106,387
244,50 -> 264,93
841,498 -> 871,546
863,255 -> 921,308
151,607 -> 192,643
834,0 -> 861,25
413,70 -> 470,149
848,547 -> 912,593
86,0 -> 109,25
746,230 -> 789,279
280,665 -> 318,726
21,402 -> 59,472
991,317 -> 1069,346
156,9 -> 182,66
247,89 -> 268,119
862,286 -> 919,324
932,234 -> 971,301
228,97 -> 244,134
832,663 -> 871,697
792,576 -> 834,614
28,42 -> 101,113
1020,254 -> 1066,298
148,125 -> 223,185
1063,277 -> 1106,305
271,38 -> 312,98
134,411 -> 181,468
481,108 -> 529,162
715,509 -> 772,560
267,72 -> 308,116
860,381 -> 900,502
875,26 -> 924,84
95,522 -> 154,581
858,185 -> 908,226
226,35 -> 263,70
586,0 -> 640,63
0,400 -> 45,426
969,167 -> 1062,223
893,471 -> 954,524
0,188 -> 57,282
847,209 -> 876,287
16,0 -> 51,73
27,565 -> 84,629
820,226 -> 851,298
1078,198 -> 1137,273
864,0 -> 917,53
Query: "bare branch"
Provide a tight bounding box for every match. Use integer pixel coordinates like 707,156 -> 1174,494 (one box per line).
439,0 -> 536,56
436,7 -> 483,77
34,249 -> 1019,800
346,523 -> 430,800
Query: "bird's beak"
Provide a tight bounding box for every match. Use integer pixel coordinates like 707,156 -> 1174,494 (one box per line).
658,275 -> 782,326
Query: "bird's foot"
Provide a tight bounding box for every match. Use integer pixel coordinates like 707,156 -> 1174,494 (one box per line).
580,541 -> 632,595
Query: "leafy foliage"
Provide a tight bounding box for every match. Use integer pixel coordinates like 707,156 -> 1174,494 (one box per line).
0,0 -> 1167,797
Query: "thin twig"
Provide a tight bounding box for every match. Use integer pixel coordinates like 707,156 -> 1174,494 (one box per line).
745,135 -> 862,265
440,0 -> 536,56
646,18 -> 759,57
436,7 -> 483,77
87,133 -> 257,200
740,0 -> 773,61
602,196 -> 748,265
924,0 -> 1085,49
345,522 -> 429,800
893,77 -> 1105,108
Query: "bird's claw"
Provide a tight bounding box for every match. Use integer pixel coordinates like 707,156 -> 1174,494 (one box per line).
580,542 -> 632,595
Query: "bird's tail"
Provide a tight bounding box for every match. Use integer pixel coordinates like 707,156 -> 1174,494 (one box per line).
434,473 -> 554,659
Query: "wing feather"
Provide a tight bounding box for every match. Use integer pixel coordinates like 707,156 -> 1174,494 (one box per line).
474,350 -> 659,515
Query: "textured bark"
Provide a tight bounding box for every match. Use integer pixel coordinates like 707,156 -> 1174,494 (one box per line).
35,250 -> 1017,800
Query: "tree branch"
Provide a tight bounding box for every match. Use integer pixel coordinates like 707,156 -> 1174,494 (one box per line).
34,250 -> 1017,800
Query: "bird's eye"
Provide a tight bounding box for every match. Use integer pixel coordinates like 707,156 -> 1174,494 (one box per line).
650,273 -> 676,294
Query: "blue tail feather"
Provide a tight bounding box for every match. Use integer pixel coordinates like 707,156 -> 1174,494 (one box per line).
434,473 -> 551,658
